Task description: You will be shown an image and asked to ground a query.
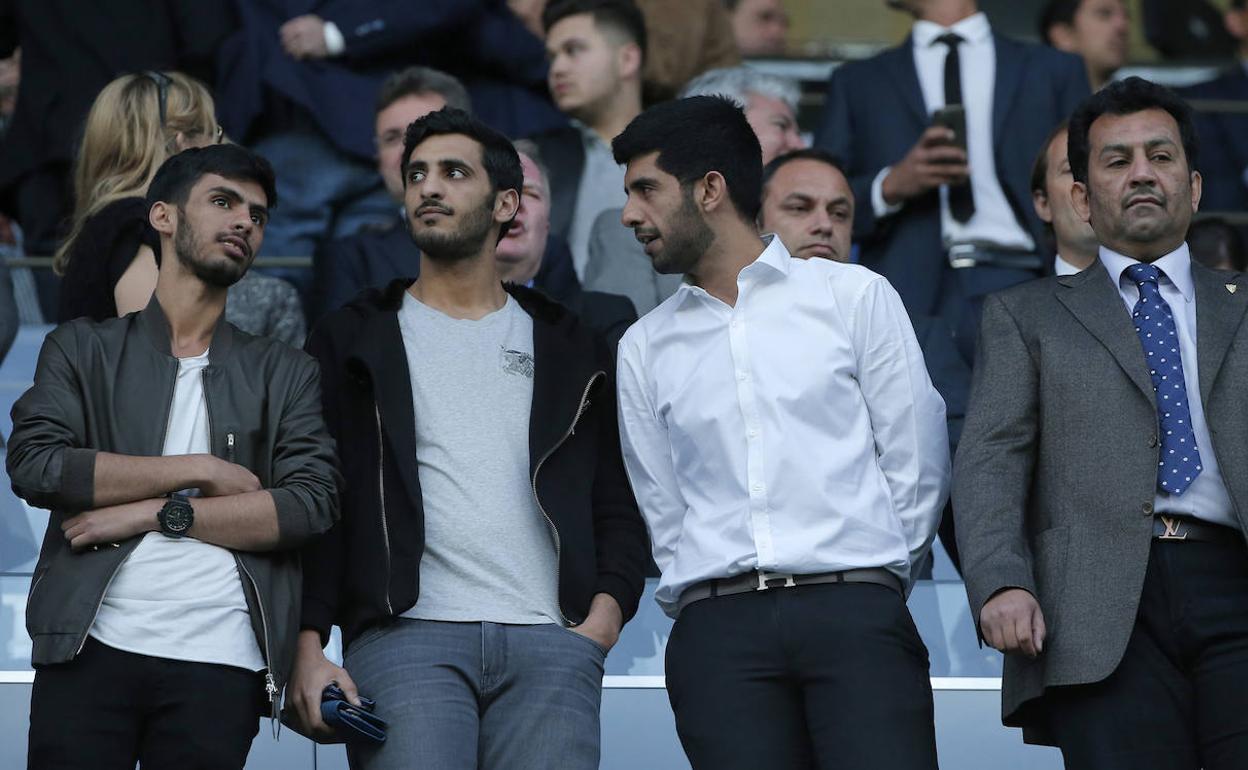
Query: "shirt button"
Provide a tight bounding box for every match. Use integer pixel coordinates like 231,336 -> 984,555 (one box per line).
748,429 -> 758,438
1142,502 -> 1154,515
752,483 -> 763,492
730,320 -> 740,329
737,371 -> 748,381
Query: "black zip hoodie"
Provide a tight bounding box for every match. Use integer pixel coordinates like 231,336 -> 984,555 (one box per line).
302,279 -> 649,647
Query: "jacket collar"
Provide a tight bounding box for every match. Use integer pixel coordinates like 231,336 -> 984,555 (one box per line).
137,293 -> 235,364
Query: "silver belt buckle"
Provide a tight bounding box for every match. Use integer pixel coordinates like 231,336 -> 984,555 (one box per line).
948,243 -> 979,269
755,569 -> 797,591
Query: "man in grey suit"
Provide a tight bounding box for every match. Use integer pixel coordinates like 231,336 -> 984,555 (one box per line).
955,76 -> 1248,769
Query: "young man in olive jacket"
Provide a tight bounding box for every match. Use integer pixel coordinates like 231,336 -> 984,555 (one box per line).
290,108 -> 649,770
9,144 -> 341,769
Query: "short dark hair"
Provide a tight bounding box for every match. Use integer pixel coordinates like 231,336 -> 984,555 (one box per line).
401,108 -> 523,235
1039,0 -> 1084,45
613,96 -> 763,222
761,148 -> 847,193
146,144 -> 277,212
1067,76 -> 1198,186
1189,217 -> 1247,272
376,66 -> 472,117
542,0 -> 647,62
1030,120 -> 1070,196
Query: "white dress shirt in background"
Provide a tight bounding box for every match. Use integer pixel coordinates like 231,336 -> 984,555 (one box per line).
617,237 -> 950,617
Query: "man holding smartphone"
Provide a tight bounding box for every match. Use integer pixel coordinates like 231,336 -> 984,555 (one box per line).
817,0 -> 1090,366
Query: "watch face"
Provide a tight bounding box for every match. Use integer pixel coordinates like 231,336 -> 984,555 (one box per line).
162,501 -> 193,534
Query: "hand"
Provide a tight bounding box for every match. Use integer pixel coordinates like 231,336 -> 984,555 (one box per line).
197,455 -> 261,497
507,0 -> 547,39
569,593 -> 624,652
289,630 -> 360,739
280,15 -> 329,60
62,499 -> 159,550
880,126 -> 970,205
979,588 -> 1046,658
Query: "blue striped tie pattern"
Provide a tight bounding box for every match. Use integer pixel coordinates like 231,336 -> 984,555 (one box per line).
1126,263 -> 1202,495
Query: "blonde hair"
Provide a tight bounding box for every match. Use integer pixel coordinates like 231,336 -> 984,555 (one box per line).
53,71 -> 218,275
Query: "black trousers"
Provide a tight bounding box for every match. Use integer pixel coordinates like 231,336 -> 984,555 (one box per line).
1046,538 -> 1248,769
664,581 -> 938,770
28,638 -> 262,769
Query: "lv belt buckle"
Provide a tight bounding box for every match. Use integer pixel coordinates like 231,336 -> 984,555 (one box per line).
755,569 -> 797,591
1159,515 -> 1188,540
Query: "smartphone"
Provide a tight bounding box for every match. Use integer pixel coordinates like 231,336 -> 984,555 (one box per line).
930,105 -> 967,156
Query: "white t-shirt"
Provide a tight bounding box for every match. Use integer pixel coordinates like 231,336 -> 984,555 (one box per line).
89,351 -> 266,671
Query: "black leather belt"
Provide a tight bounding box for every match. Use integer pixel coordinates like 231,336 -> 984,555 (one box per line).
675,567 -> 902,614
1153,514 -> 1243,545
946,244 -> 1043,271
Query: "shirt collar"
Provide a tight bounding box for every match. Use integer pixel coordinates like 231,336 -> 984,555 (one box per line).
1054,253 -> 1083,276
570,118 -> 608,151
1099,243 -> 1195,303
912,11 -> 991,49
675,235 -> 792,306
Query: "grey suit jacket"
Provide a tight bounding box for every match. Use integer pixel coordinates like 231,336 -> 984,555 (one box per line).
953,259 -> 1248,739
583,208 -> 683,316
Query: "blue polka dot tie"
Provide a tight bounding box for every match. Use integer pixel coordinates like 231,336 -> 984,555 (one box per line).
1127,263 -> 1202,495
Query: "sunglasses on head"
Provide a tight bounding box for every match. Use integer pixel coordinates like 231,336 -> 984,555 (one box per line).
139,70 -> 223,144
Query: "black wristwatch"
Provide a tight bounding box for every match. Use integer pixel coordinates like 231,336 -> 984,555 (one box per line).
157,493 -> 194,538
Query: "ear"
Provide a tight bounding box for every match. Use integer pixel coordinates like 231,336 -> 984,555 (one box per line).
617,42 -> 642,80
1190,169 -> 1202,214
149,200 -> 176,237
1071,180 -> 1092,224
696,171 -> 730,215
494,188 -> 521,225
1032,188 -> 1053,224
1047,23 -> 1076,52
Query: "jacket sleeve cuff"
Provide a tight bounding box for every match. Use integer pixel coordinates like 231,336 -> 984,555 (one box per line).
59,447 -> 98,511
301,596 -> 336,647
270,487 -> 310,549
596,572 -> 642,624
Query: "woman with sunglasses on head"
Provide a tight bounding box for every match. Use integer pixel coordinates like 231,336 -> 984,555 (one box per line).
54,71 -> 222,323
53,71 -> 307,345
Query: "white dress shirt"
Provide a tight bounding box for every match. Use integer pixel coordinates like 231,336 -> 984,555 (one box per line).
1099,245 -> 1235,528
1054,253 -> 1083,276
616,237 -> 950,617
872,13 -> 1034,253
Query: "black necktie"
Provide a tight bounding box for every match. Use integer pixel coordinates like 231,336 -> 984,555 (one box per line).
937,32 -> 975,223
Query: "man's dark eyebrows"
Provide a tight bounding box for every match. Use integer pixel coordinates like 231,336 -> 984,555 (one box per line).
626,176 -> 659,193
207,184 -> 269,219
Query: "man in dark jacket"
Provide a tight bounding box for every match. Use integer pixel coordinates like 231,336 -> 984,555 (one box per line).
8,144 -> 340,769
291,109 -> 648,769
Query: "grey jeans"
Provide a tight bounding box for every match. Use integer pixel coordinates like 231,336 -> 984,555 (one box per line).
343,618 -> 606,770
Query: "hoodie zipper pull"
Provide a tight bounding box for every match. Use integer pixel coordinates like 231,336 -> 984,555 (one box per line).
227,432 -> 236,463
265,671 -> 278,703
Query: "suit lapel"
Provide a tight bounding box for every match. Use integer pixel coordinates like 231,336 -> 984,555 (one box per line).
880,39 -> 929,126
1193,264 -> 1248,405
1056,261 -> 1156,405
992,35 -> 1025,141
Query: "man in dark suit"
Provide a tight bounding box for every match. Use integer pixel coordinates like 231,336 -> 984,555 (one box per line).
218,0 -> 564,276
1180,0 -> 1248,227
816,0 -> 1089,366
955,77 -> 1248,768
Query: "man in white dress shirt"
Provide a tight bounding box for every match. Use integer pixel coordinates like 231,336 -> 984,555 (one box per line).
612,95 -> 950,770
1031,121 -> 1099,276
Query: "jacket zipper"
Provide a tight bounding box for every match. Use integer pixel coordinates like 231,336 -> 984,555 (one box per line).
374,404 -> 394,614
531,371 -> 604,625
236,557 -> 280,733
74,359 -> 180,656
205,370 -> 278,732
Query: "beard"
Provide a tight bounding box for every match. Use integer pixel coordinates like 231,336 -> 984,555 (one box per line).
410,195 -> 496,265
174,209 -> 248,289
651,189 -> 714,274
